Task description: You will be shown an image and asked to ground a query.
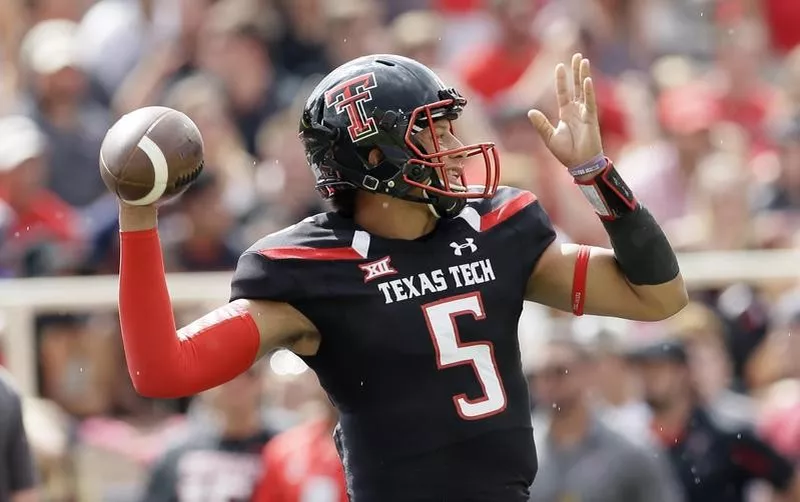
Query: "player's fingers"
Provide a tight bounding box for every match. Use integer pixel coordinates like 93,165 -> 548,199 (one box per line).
580,57 -> 591,82
572,53 -> 583,102
580,58 -> 591,105
527,109 -> 555,143
583,77 -> 598,116
555,63 -> 570,108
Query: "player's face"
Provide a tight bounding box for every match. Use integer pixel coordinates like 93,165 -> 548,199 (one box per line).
414,119 -> 467,190
533,344 -> 587,413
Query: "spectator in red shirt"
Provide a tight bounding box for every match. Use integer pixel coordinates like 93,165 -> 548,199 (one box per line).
435,0 -> 484,13
252,388 -> 346,502
457,0 -> 542,103
761,0 -> 800,54
0,115 -> 82,277
758,380 -> 800,463
718,0 -> 800,55
710,20 -> 777,153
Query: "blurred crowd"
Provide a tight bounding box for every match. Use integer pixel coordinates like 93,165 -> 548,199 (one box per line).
1,0 -> 800,500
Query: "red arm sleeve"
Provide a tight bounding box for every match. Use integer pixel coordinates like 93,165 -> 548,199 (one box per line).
119,228 -> 261,398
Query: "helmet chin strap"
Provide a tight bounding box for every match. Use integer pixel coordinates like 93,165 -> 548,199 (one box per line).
425,195 -> 441,219
421,178 -> 466,219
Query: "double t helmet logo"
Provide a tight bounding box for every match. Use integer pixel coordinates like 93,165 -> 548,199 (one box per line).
324,73 -> 380,143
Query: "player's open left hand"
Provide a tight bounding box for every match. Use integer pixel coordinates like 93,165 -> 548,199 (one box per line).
527,53 -> 604,170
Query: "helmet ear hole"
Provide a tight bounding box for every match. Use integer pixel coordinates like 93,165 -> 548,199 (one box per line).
406,164 -> 427,183
367,148 -> 384,167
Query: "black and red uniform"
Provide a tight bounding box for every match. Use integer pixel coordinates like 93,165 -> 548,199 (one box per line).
231,186 -> 555,501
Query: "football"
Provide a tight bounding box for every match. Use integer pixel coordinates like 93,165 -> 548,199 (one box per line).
99,106 -> 204,206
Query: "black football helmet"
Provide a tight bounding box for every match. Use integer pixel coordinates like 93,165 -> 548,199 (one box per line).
299,54 -> 500,218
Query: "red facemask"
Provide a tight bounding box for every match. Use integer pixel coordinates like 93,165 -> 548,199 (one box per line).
403,98 -> 500,199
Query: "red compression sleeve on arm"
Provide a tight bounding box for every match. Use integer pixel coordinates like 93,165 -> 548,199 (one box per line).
119,228 -> 260,398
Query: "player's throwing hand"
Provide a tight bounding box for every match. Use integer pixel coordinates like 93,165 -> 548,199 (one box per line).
527,53 -> 604,170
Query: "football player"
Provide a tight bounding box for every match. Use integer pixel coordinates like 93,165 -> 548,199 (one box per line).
115,53 -> 687,501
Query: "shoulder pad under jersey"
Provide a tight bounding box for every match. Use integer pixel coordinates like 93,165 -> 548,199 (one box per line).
230,212 -> 367,303
245,212 -> 369,261
456,185 -> 539,233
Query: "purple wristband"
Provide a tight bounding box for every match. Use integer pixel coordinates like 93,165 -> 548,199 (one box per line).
569,154 -> 608,177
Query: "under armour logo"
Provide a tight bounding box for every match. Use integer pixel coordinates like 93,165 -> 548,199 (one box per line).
450,238 -> 477,256
358,256 -> 397,283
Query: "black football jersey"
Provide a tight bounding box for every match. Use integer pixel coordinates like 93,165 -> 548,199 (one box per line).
230,186 -> 557,501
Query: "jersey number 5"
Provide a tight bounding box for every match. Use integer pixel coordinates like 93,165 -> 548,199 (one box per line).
422,292 -> 507,420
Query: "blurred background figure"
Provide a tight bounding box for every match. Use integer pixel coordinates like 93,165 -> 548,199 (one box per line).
571,317 -> 654,445
664,301 -> 758,422
76,0 -> 181,108
138,362 -> 277,502
0,114 -> 82,277
252,373 -> 347,502
0,367 -> 39,502
18,19 -> 111,210
528,336 -> 682,502
756,379 -> 800,466
629,338 -> 800,502
160,172 -> 241,273
754,114 -> 800,218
